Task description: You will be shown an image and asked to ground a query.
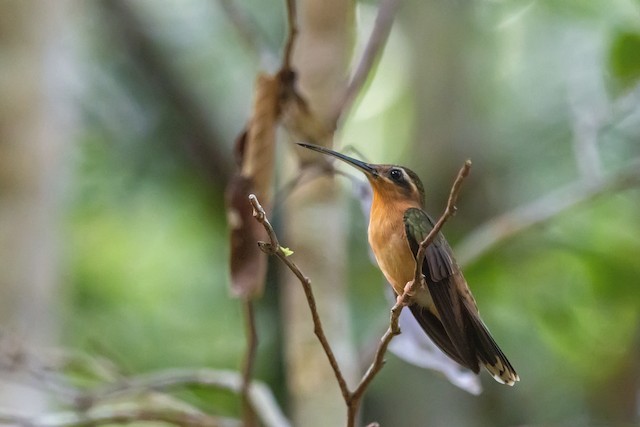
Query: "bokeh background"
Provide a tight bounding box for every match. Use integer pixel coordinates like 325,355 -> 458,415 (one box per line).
1,0 -> 639,426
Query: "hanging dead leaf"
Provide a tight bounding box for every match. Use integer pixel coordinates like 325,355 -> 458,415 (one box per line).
225,73 -> 280,298
241,73 -> 280,203
225,175 -> 268,298
233,128 -> 248,167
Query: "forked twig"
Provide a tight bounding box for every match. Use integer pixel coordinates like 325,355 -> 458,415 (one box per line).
249,195 -> 352,403
333,0 -> 404,127
249,159 -> 472,427
0,404 -> 227,427
346,160 -> 471,423
0,363 -> 290,427
413,160 -> 472,278
282,0 -> 298,70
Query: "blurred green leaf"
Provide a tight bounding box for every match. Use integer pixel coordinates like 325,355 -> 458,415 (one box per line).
608,29 -> 640,91
48,0 -> 640,425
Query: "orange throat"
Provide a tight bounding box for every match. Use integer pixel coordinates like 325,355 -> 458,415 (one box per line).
367,189 -> 420,296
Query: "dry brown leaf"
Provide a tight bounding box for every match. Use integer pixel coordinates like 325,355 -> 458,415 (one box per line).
225,175 -> 268,298
225,73 -> 280,298
225,70 -> 333,297
232,128 -> 248,167
241,73 -> 280,204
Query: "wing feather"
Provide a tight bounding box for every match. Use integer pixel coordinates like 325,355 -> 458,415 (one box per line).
403,208 -> 478,370
403,207 -> 518,384
407,303 -> 472,370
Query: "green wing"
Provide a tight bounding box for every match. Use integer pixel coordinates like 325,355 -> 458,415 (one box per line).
403,207 -> 519,383
403,207 -> 479,372
403,208 -> 455,282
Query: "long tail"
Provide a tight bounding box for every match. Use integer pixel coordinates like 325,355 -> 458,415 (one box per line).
409,299 -> 519,385
464,304 -> 519,385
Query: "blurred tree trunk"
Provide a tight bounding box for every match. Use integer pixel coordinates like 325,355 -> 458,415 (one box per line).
0,0 -> 74,412
282,1 -> 356,425
404,0 -> 490,218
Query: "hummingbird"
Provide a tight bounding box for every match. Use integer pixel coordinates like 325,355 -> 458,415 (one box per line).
297,143 -> 519,385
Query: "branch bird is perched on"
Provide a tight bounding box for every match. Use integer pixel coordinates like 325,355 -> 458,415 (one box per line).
297,143 -> 519,385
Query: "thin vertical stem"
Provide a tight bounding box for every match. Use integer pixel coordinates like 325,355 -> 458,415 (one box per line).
282,0 -> 298,70
241,298 -> 259,427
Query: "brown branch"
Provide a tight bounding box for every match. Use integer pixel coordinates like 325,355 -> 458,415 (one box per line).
241,299 -> 259,427
249,195 -> 351,403
333,0 -> 403,127
413,160 -> 472,277
249,160 -> 472,427
97,370 -> 290,427
0,403 -> 231,427
0,346 -> 291,427
456,157 -> 640,266
345,297 -> 402,426
282,0 -> 299,71
90,369 -> 289,426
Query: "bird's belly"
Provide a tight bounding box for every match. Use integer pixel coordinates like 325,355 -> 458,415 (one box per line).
369,231 -> 433,308
374,237 -> 414,291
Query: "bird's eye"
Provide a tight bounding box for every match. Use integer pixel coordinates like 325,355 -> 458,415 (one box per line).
389,168 -> 403,182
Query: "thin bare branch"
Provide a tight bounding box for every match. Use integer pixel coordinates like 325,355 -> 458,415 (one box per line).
282,0 -> 298,70
346,295 -> 402,426
333,0 -> 403,126
413,160 -> 472,278
249,159 -> 473,427
249,195 -> 281,250
241,299 -> 259,427
93,368 -> 287,426
567,82 -> 605,183
346,160 -> 472,425
217,0 -> 264,58
249,195 -> 351,402
456,158 -> 640,266
0,348 -> 291,427
0,403 -> 234,427
0,343 -> 94,406
456,82 -> 640,267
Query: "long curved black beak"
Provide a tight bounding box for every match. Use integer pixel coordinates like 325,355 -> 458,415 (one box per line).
297,143 -> 377,176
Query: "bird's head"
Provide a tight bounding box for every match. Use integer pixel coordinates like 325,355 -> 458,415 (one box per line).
297,143 -> 425,208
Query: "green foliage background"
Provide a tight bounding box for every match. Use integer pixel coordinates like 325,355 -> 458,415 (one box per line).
59,0 -> 640,425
